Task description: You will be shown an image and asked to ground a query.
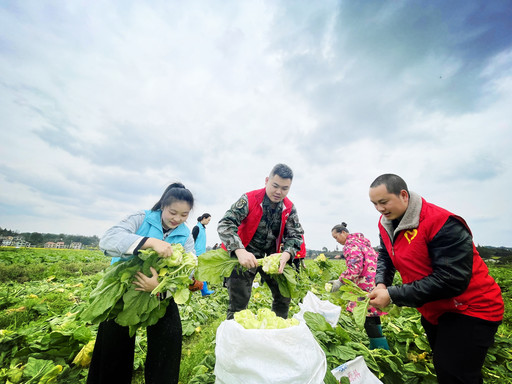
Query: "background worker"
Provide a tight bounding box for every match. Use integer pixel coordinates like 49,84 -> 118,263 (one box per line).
192,213 -> 214,296
330,222 -> 389,350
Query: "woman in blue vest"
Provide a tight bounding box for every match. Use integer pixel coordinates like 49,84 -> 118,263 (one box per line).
87,183 -> 195,384
192,213 -> 214,295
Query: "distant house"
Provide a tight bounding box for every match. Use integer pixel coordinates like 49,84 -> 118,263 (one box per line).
44,242 -> 56,248
1,236 -> 14,246
70,242 -> 83,249
1,236 -> 30,247
13,238 -> 31,247
55,241 -> 66,249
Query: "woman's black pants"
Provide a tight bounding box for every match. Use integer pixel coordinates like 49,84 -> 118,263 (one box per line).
86,298 -> 182,384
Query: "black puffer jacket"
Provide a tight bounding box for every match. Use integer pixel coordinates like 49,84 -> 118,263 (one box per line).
375,216 -> 474,308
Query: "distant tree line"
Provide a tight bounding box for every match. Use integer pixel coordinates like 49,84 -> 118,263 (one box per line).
0,227 -> 100,248
2,227 -> 511,262
476,245 -> 512,264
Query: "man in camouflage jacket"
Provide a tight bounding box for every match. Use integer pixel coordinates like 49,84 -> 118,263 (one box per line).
218,163 -> 304,319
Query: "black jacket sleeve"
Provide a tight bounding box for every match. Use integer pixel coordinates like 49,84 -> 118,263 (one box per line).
192,226 -> 199,242
374,234 -> 396,287
388,216 -> 474,308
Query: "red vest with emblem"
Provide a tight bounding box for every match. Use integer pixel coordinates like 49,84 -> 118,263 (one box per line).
222,188 -> 294,253
379,199 -> 503,324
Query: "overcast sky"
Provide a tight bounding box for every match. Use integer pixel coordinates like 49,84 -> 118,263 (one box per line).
1,1 -> 512,251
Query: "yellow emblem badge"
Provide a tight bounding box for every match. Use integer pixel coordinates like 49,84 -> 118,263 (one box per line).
404,229 -> 418,244
235,197 -> 247,209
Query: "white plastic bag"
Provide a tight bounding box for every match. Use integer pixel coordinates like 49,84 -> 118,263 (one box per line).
331,356 -> 383,384
214,319 -> 326,384
293,291 -> 341,327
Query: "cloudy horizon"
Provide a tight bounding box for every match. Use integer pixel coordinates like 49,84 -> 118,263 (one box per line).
1,1 -> 512,251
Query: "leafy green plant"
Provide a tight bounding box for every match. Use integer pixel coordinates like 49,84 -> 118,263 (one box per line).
80,245 -> 197,336
195,248 -> 298,298
1,250 -> 512,383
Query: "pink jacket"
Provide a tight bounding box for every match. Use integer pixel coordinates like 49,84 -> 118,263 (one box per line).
340,233 -> 383,317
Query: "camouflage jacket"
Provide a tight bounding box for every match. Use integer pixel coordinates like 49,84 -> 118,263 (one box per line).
217,192 -> 304,258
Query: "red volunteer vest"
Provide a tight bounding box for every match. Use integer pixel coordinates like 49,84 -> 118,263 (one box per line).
222,188 -> 293,253
379,199 -> 503,324
295,235 -> 306,259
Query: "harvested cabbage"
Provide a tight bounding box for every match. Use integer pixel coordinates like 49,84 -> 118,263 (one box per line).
234,308 -> 300,329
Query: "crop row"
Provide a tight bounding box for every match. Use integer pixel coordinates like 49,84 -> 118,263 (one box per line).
0,248 -> 511,383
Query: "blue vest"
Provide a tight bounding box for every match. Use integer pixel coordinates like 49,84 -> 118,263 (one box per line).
111,210 -> 190,264
194,222 -> 207,255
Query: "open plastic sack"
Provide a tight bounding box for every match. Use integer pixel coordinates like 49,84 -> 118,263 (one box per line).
215,319 -> 326,384
331,356 -> 383,384
293,291 -> 341,327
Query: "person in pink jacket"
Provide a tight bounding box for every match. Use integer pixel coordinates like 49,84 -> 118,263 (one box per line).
330,222 -> 389,350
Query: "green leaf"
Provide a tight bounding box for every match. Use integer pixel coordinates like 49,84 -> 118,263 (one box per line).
304,311 -> 333,333
72,326 -> 92,344
116,288 -> 159,327
141,252 -> 159,276
323,370 -> 340,384
6,367 -> 23,383
339,278 -> 368,295
22,358 -> 61,384
79,280 -> 124,322
173,288 -> 190,304
352,298 -> 370,329
340,291 -> 360,301
195,248 -> 241,284
412,336 -> 430,351
334,325 -> 351,344
272,266 -> 298,298
141,301 -> 169,329
37,364 -> 62,383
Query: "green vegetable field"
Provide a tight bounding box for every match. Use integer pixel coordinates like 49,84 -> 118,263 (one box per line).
1,247 -> 511,383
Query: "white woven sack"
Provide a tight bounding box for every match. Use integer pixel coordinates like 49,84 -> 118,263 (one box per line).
331,356 -> 383,384
293,291 -> 342,327
214,319 -> 326,384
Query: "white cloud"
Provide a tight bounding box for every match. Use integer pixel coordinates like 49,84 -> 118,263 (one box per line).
1,1 -> 512,249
